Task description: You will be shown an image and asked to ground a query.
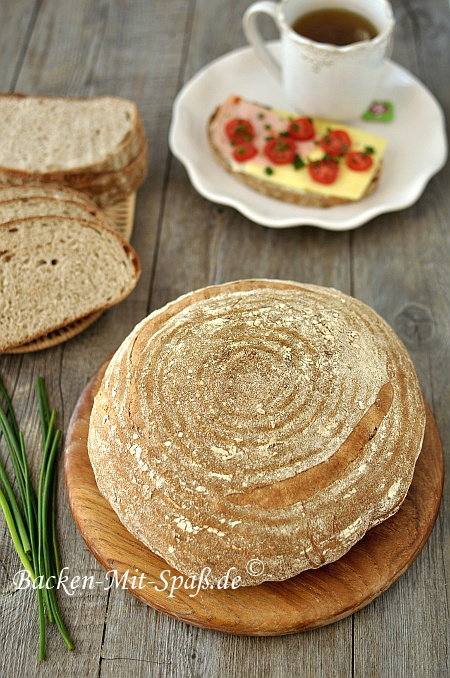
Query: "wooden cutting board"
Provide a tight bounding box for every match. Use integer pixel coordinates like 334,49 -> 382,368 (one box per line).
64,360 -> 444,636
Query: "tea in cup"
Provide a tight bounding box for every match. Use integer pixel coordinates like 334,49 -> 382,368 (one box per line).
243,0 -> 395,121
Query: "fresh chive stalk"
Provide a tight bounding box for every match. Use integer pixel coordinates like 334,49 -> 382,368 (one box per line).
0,456 -> 31,555
0,376 -> 74,659
0,488 -> 35,576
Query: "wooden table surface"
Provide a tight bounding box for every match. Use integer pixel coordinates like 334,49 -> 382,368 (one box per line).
0,1 -> 448,676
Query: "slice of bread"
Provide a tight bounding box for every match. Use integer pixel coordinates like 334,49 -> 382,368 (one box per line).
208,95 -> 386,207
0,94 -> 144,174
0,141 -> 148,208
0,94 -> 148,205
0,185 -> 118,231
0,183 -> 97,205
0,197 -> 105,224
0,216 -> 140,351
72,143 -> 148,207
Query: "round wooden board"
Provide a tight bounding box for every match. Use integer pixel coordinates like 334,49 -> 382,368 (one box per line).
65,361 -> 444,636
4,193 -> 136,354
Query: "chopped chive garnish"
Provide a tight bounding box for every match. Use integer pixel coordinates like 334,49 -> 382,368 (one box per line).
293,154 -> 305,170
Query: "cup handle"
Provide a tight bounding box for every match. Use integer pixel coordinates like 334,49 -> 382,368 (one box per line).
386,31 -> 394,60
242,1 -> 282,82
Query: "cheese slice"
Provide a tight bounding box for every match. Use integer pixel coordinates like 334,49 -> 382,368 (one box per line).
210,96 -> 386,202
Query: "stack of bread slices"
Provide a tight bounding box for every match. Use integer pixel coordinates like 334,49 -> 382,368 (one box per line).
0,94 -> 147,206
0,94 -> 147,352
0,184 -> 141,352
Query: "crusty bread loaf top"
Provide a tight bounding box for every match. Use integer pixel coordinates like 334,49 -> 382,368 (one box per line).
88,279 -> 425,586
0,215 -> 140,351
0,94 -> 142,173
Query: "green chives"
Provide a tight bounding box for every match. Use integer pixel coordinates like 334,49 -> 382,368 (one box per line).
0,375 -> 74,660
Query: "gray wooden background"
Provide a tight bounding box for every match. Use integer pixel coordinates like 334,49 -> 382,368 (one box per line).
0,1 -> 448,676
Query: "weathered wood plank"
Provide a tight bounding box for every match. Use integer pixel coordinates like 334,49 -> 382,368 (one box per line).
0,0 -> 114,674
0,0 -> 39,89
0,0 -> 448,676
143,1 -> 354,677
351,1 -> 449,676
0,1 -> 192,676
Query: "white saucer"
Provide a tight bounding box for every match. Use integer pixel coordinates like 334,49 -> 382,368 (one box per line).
169,42 -> 447,231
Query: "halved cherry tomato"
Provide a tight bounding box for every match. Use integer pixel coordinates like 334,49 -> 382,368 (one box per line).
264,137 -> 297,165
288,117 -> 315,141
320,129 -> 351,156
346,151 -> 374,171
308,158 -> 339,184
233,141 -> 258,162
225,118 -> 255,143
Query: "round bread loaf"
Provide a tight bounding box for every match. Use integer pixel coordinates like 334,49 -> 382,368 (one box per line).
88,279 -> 426,586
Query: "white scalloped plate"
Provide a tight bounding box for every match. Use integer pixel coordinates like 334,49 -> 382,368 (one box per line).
169,42 -> 447,230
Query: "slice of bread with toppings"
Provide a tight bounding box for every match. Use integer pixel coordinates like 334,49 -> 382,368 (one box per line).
208,95 -> 386,207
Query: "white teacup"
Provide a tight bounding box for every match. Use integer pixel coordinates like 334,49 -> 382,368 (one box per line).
243,0 -> 395,121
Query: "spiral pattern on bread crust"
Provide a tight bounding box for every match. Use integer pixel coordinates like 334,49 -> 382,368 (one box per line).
88,280 -> 425,586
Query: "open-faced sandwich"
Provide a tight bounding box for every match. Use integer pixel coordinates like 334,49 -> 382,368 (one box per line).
208,95 -> 386,207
